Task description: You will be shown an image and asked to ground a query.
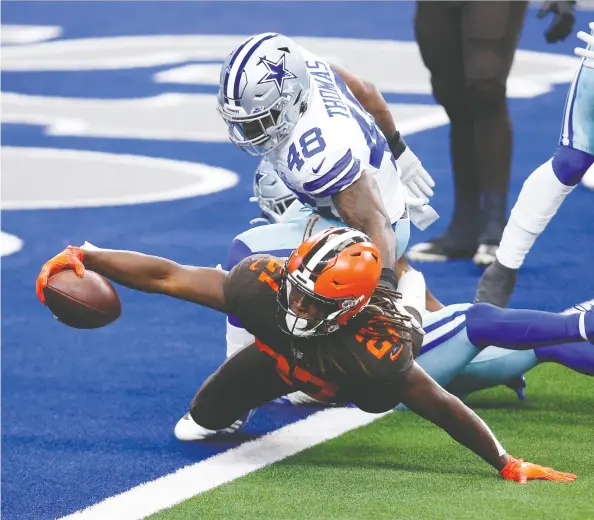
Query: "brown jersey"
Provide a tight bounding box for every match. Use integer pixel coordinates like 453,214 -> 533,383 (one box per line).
223,254 -> 415,413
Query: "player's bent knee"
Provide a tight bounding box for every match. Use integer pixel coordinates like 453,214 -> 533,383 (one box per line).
466,79 -> 506,112
431,78 -> 470,118
552,145 -> 594,186
189,380 -> 244,431
465,303 -> 503,349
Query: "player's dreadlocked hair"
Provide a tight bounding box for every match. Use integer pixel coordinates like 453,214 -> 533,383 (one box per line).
311,285 -> 415,380
358,285 -> 414,346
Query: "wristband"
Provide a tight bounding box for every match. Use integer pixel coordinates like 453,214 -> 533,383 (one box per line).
388,131 -> 408,160
378,268 -> 398,291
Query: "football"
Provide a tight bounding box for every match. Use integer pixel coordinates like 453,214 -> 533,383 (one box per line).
44,269 -> 121,329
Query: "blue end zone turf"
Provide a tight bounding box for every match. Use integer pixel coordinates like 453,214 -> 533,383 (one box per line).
2,3 -> 593,519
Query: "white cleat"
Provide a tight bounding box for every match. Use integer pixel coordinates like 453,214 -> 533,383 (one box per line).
174,413 -> 218,441
473,244 -> 497,267
282,391 -> 340,407
174,410 -> 255,441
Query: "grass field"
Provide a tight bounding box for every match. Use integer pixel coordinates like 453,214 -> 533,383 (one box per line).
150,364 -> 593,520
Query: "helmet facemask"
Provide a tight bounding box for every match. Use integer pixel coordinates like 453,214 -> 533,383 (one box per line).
277,266 -> 364,338
218,87 -> 305,156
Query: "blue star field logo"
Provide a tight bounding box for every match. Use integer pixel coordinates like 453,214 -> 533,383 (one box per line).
257,54 -> 297,93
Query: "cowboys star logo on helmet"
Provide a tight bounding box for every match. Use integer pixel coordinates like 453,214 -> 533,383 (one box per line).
257,54 -> 297,93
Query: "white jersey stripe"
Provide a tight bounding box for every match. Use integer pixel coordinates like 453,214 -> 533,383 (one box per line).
304,229 -> 365,274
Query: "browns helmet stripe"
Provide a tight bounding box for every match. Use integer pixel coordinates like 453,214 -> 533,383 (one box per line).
296,229 -> 369,287
301,227 -> 349,267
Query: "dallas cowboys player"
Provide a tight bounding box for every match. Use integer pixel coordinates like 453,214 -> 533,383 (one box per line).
217,32 -> 440,358
476,23 -> 594,308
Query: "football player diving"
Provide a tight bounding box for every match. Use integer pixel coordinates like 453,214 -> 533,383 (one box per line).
477,22 -> 594,307
36,231 -> 593,483
216,32 -> 441,372
248,160 -> 594,405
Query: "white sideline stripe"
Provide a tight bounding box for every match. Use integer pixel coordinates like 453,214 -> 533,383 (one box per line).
58,407 -> 388,520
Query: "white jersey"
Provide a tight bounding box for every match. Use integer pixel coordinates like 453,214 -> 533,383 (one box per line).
268,48 -> 406,223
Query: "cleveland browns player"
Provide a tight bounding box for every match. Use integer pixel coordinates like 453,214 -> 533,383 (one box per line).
37,228 -> 588,483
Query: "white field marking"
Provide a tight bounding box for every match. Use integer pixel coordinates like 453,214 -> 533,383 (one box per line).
1,147 -> 239,210
0,35 -> 580,99
0,25 -> 62,45
1,92 -> 448,143
391,105 -> 449,136
0,231 -> 24,257
58,407 -> 389,520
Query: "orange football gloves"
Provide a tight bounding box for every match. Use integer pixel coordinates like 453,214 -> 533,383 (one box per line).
36,246 -> 85,305
501,456 -> 576,484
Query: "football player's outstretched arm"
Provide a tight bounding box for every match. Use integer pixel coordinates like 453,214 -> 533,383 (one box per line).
35,245 -> 230,312
399,362 -> 577,483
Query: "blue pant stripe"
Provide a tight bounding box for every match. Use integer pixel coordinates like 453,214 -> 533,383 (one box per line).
424,310 -> 466,335
422,320 -> 468,354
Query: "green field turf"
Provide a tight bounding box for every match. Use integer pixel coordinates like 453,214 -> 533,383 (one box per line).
150,364 -> 593,520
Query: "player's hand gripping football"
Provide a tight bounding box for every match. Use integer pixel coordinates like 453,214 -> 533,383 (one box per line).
575,22 -> 594,60
500,456 -> 577,484
36,246 -> 85,305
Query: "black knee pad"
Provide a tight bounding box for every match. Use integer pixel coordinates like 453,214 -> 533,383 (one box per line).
466,79 -> 507,113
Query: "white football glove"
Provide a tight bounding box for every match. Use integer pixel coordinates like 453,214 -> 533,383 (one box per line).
396,146 -> 439,230
396,146 -> 435,205
405,190 -> 440,231
575,22 -> 594,61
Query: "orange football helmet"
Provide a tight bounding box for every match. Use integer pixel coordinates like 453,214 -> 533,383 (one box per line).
278,227 -> 382,337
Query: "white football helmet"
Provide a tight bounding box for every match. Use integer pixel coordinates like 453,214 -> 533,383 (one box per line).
250,158 -> 297,224
217,33 -> 310,156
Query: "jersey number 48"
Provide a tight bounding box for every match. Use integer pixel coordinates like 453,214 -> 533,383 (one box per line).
287,127 -> 327,171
